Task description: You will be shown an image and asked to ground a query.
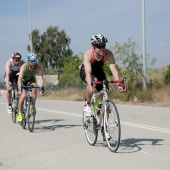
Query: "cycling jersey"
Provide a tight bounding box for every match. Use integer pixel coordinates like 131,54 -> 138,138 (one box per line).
80,48 -> 106,91
4,59 -> 24,84
22,62 -> 37,85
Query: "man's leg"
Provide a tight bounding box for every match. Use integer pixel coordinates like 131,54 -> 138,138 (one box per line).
17,90 -> 26,122
6,82 -> 12,114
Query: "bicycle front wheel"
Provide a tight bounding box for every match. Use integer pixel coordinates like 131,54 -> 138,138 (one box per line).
22,107 -> 27,129
27,99 -> 35,132
83,110 -> 98,146
104,101 -> 121,152
11,97 -> 17,123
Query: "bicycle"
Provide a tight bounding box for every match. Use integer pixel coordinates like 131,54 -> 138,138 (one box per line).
82,78 -> 126,152
11,85 -> 20,123
21,85 -> 42,132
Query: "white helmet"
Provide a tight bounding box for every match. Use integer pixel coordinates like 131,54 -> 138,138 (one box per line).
90,34 -> 108,45
27,53 -> 38,61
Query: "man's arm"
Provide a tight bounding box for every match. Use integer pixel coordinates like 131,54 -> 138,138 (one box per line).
106,50 -> 125,92
83,50 -> 92,86
106,50 -> 120,80
37,65 -> 44,87
5,61 -> 11,89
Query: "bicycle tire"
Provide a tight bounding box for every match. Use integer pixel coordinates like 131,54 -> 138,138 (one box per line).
104,100 -> 121,152
82,105 -> 98,146
22,106 -> 27,129
27,99 -> 35,132
11,97 -> 16,123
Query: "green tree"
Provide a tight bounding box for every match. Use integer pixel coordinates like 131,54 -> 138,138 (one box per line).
111,38 -> 155,90
27,26 -> 73,71
164,65 -> 170,85
58,55 -> 83,87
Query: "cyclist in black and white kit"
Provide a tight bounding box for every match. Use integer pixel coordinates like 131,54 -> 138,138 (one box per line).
80,34 -> 125,117
5,52 -> 25,114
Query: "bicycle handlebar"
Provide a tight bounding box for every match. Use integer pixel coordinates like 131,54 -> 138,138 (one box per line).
21,85 -> 42,89
93,78 -> 126,90
21,85 -> 44,96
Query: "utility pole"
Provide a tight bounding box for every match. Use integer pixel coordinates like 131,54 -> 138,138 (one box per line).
29,0 -> 33,53
142,0 -> 146,89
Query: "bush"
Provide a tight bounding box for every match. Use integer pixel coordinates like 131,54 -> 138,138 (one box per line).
164,65 -> 170,85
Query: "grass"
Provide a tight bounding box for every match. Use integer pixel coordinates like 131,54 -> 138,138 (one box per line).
37,85 -> 170,108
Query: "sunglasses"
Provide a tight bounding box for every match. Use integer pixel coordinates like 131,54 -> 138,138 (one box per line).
13,59 -> 20,62
95,44 -> 106,49
29,61 -> 37,65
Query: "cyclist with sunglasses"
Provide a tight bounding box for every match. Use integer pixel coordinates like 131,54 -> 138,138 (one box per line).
80,34 -> 125,117
17,53 -> 45,122
5,52 -> 25,114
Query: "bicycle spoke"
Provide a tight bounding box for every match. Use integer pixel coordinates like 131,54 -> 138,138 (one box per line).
83,110 -> 98,146
27,100 -> 35,132
104,101 -> 121,152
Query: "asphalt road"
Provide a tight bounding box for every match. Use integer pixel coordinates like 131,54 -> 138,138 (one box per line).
0,94 -> 170,170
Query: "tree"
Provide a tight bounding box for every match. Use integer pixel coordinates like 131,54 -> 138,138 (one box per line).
27,26 -> 73,71
58,55 -> 82,87
111,38 -> 155,90
164,65 -> 170,85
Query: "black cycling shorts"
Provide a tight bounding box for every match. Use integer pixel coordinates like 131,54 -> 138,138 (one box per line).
79,64 -> 106,91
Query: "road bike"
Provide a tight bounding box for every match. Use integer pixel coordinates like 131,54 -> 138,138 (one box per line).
82,78 -> 126,152
11,85 -> 20,123
21,85 -> 42,132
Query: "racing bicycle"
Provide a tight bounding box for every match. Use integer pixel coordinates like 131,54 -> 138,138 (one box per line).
21,85 -> 42,132
82,78 -> 126,152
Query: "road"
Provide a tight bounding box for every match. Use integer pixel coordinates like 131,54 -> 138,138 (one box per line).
0,94 -> 170,170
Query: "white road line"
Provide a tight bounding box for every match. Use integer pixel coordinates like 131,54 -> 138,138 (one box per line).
1,102 -> 170,134
121,121 -> 170,134
37,107 -> 170,134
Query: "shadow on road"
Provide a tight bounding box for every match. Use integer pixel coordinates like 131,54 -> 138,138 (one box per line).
33,119 -> 81,133
118,138 -> 164,153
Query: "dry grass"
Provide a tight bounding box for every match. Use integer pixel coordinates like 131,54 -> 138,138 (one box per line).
38,88 -> 85,101
37,86 -> 170,108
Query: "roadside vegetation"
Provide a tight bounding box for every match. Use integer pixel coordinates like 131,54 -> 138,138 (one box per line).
1,26 -> 170,107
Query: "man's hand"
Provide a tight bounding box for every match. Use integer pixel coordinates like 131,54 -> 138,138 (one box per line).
117,84 -> 126,93
18,88 -> 22,96
40,86 -> 45,96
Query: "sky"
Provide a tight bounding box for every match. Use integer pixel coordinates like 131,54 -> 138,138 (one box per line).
0,0 -> 170,76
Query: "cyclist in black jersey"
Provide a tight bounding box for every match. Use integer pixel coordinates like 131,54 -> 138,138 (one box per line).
80,34 -> 125,117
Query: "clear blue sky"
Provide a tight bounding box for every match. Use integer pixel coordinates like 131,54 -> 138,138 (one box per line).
0,0 -> 170,76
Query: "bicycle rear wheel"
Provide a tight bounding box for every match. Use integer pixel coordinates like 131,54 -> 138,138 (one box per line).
104,101 -> 121,152
27,99 -> 35,132
83,107 -> 98,146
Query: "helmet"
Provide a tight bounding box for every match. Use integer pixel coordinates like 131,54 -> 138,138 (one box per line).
12,52 -> 22,59
90,34 -> 108,45
27,53 -> 38,61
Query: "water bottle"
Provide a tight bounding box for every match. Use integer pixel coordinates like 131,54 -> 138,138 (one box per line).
93,101 -> 99,116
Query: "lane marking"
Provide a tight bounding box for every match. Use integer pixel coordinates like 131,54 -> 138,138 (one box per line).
121,121 -> 170,134
1,102 -> 170,134
37,107 -> 170,134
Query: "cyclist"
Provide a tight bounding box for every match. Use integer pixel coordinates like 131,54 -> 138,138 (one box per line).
17,53 -> 45,122
5,52 -> 25,114
80,34 -> 125,117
